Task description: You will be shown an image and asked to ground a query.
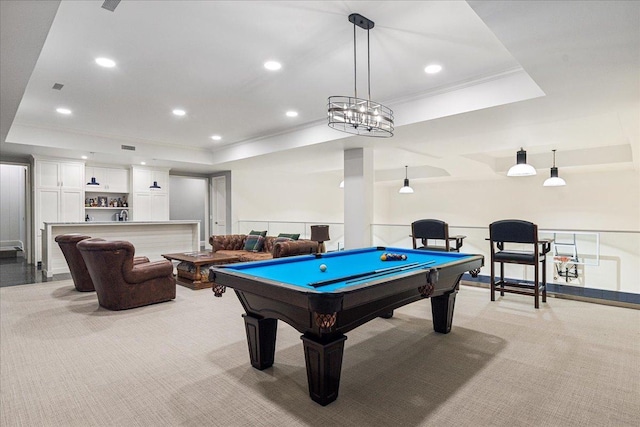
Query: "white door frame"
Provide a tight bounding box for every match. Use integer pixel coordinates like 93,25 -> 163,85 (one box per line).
209,171 -> 231,236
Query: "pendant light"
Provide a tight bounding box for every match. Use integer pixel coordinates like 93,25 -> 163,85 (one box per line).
327,13 -> 394,137
507,147 -> 536,176
543,149 -> 566,186
399,166 -> 414,194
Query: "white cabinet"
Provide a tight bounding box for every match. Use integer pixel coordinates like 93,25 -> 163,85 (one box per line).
150,193 -> 168,220
132,192 -> 168,221
33,158 -> 85,262
131,166 -> 170,221
108,168 -> 129,193
36,160 -> 83,190
132,168 -> 167,193
85,166 -> 130,193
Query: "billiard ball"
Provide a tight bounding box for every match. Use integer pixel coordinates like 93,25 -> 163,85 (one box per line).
380,254 -> 387,261
319,264 -> 327,272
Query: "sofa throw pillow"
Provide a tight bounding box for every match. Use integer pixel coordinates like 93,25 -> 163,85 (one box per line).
244,235 -> 265,252
277,233 -> 300,240
274,236 -> 293,244
249,230 -> 267,237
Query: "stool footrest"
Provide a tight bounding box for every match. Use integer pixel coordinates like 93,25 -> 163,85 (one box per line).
494,280 -> 545,297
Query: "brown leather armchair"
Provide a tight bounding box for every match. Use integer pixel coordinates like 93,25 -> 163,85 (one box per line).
55,234 -> 151,292
55,234 -> 95,292
77,238 -> 175,310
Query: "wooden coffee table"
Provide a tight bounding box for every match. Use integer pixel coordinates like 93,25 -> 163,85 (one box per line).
162,251 -> 240,290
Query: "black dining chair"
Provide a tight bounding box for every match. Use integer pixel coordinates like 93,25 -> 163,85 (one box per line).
411,219 -> 465,252
489,219 -> 551,309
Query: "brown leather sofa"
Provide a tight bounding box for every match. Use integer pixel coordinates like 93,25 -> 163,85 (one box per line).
209,234 -> 318,262
55,234 -> 150,292
77,238 -> 175,310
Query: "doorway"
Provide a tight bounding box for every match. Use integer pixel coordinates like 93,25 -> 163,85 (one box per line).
0,163 -> 28,260
169,175 -> 209,248
210,174 -> 230,236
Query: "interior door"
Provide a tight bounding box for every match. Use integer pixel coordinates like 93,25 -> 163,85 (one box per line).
211,176 -> 227,235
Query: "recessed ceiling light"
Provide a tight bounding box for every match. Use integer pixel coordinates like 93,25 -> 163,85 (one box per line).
95,57 -> 116,68
424,64 -> 443,74
81,155 -> 88,160
172,109 -> 186,116
264,61 -> 282,71
286,111 -> 298,117
211,135 -> 222,141
140,161 -> 146,165
56,107 -> 72,115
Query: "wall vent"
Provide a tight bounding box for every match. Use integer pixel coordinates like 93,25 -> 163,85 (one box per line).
121,145 -> 136,151
52,83 -> 64,90
101,0 -> 121,12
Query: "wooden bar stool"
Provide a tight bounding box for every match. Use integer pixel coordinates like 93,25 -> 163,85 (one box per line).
411,219 -> 465,252
489,219 -> 551,309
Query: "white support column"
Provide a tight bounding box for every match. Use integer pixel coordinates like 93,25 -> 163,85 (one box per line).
344,148 -> 374,249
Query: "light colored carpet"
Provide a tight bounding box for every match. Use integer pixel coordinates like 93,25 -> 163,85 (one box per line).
1,281 -> 638,427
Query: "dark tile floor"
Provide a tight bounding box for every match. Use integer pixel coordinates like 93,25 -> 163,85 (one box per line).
0,256 -> 71,287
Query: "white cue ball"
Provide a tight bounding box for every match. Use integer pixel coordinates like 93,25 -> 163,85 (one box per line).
319,264 -> 327,272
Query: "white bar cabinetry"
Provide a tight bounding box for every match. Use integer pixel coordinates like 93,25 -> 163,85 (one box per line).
33,157 -> 85,262
84,166 -> 131,221
131,166 -> 170,221
85,166 -> 130,193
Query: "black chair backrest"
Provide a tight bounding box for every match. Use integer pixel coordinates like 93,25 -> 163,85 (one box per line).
490,220 -> 537,243
412,219 -> 448,240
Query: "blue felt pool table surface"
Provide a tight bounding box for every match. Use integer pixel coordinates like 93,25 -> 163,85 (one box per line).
220,246 -> 476,292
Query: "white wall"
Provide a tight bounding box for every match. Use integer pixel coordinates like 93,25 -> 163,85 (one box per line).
376,169 -> 639,231
232,169 -> 344,225
234,167 -> 639,232
0,164 -> 27,249
231,166 -> 639,294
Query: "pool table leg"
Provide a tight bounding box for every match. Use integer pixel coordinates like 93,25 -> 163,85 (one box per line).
242,314 -> 277,370
301,334 -> 347,406
380,310 -> 394,319
430,290 -> 458,334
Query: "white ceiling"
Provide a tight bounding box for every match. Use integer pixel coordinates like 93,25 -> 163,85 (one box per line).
1,1 -> 638,184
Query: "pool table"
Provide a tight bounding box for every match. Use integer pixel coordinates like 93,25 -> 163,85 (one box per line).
209,246 -> 483,405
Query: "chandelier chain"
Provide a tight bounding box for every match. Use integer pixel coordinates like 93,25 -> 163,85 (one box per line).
353,23 -> 357,100
368,28 -> 371,102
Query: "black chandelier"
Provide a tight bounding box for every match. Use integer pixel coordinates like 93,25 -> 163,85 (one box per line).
327,13 -> 394,138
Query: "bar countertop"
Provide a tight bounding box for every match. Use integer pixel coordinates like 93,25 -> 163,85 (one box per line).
44,220 -> 199,226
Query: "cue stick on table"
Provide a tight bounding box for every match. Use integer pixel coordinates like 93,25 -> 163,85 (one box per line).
346,260 -> 435,284
345,260 -> 436,284
308,260 -> 435,288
